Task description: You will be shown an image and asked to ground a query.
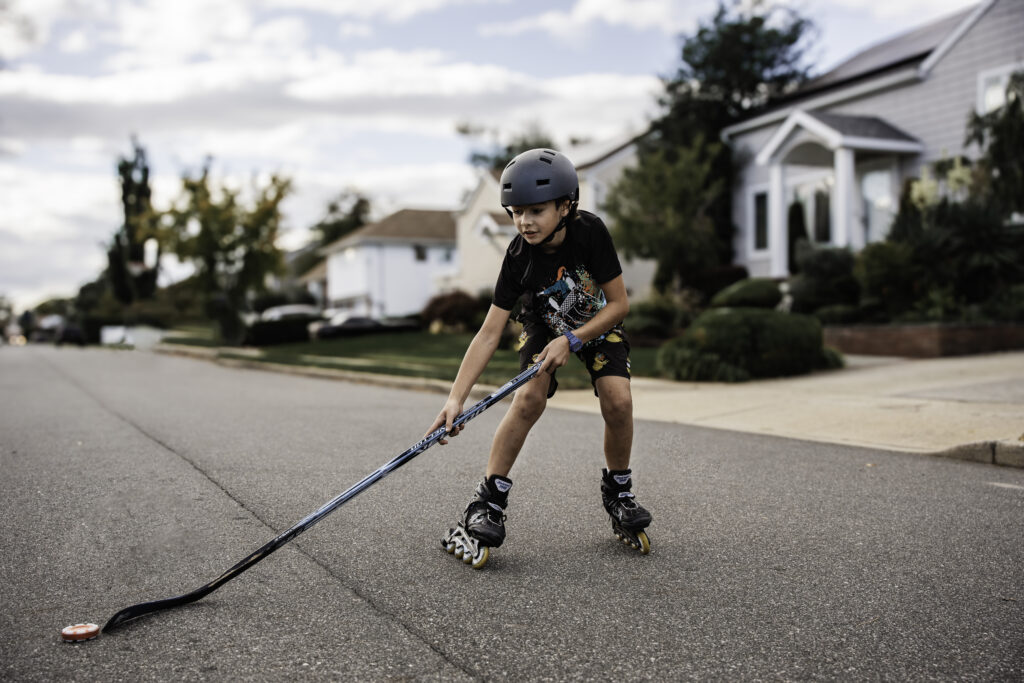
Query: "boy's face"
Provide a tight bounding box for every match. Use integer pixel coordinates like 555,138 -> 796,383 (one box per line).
509,200 -> 569,247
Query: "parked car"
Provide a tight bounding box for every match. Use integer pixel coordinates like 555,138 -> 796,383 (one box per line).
259,304 -> 323,322
310,313 -> 382,339
244,305 -> 324,346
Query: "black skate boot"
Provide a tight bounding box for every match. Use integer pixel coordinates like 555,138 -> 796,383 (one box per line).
441,474 -> 512,569
601,468 -> 652,554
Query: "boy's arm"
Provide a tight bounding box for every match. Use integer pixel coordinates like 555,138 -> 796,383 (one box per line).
426,304 -> 512,443
535,274 -> 629,375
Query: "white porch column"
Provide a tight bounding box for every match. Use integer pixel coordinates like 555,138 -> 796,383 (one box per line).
833,146 -> 855,248
768,161 -> 787,277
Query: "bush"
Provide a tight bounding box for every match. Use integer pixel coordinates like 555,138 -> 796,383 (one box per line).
691,264 -> 749,300
854,241 -> 920,320
788,244 -> 859,314
983,283 -> 1024,323
710,278 -> 781,309
624,290 -> 699,340
656,307 -> 840,382
813,304 -> 861,325
422,290 -> 488,331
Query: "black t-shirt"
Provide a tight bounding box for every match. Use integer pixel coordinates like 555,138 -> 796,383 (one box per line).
493,210 -> 623,339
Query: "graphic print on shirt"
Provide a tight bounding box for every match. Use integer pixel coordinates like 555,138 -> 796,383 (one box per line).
537,265 -> 608,346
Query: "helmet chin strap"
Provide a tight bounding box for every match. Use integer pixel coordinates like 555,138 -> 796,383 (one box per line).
538,203 -> 576,246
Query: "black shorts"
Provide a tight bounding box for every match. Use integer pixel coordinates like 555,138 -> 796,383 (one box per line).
516,321 -> 631,399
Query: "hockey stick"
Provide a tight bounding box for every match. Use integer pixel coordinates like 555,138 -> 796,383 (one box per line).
103,363 -> 541,633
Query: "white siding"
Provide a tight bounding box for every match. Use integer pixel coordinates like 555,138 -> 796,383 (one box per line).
727,0 -> 1024,273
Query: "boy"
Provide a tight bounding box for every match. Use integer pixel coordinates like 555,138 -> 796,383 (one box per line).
428,148 -> 652,568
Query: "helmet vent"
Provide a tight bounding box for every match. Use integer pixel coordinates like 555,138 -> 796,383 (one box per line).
536,179 -> 550,186
538,156 -> 553,165
503,183 -> 512,190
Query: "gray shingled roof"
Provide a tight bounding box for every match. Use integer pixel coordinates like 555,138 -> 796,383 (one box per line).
800,4 -> 976,93
805,111 -> 918,142
323,208 -> 455,252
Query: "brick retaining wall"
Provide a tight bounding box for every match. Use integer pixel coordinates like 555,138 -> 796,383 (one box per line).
823,323 -> 1024,357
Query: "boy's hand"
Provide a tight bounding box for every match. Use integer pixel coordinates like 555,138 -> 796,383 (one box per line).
426,397 -> 465,445
536,335 -> 572,377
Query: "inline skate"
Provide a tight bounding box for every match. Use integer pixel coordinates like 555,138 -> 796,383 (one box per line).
601,468 -> 651,554
441,474 -> 512,569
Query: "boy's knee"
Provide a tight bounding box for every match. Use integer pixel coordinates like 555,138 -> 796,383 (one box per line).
599,388 -> 632,425
512,382 -> 548,422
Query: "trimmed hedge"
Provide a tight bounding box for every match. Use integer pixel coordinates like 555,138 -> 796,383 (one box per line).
710,278 -> 781,309
656,307 -> 842,382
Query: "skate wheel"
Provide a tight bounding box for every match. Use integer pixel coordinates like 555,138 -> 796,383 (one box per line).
470,546 -> 489,569
636,531 -> 650,555
446,541 -> 456,554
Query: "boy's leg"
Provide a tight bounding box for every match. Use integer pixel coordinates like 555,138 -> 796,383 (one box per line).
595,375 -> 633,470
486,371 -> 552,477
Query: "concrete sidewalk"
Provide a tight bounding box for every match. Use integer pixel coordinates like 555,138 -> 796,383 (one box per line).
551,350 -> 1024,467
155,344 -> 1024,467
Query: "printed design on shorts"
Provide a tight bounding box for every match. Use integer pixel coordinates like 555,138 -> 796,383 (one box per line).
592,352 -> 609,372
515,329 -> 529,352
626,358 -> 631,374
538,266 -> 607,346
531,353 -> 542,364
605,332 -> 623,344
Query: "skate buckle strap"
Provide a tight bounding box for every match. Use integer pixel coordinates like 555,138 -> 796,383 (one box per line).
612,474 -> 631,485
617,491 -> 635,499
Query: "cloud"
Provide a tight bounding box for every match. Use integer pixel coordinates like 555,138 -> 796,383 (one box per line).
479,0 -> 705,37
262,0 -> 497,23
826,0 -> 978,21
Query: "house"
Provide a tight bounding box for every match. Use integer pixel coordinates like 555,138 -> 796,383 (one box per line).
440,134 -> 657,302
721,0 -> 1024,277
320,208 -> 456,318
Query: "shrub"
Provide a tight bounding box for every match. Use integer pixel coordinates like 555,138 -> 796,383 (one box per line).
710,278 -> 781,309
788,244 -> 859,314
656,307 -> 840,382
422,290 -> 488,331
813,304 -> 861,325
854,241 -> 920,320
624,289 -> 700,340
691,264 -> 749,300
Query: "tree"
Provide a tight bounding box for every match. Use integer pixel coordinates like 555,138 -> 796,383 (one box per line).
290,190 -> 371,279
108,138 -> 159,304
608,0 -> 816,288
604,138 -> 724,291
161,162 -> 291,343
966,71 -> 1024,216
458,121 -> 557,174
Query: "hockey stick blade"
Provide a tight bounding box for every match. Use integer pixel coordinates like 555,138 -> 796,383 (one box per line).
103,364 -> 541,633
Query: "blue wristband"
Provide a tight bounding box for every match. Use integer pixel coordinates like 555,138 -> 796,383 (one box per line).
564,330 -> 583,353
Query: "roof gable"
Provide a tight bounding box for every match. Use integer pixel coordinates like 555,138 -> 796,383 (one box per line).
723,1 -> 998,139
756,111 -> 922,165
323,208 -> 455,253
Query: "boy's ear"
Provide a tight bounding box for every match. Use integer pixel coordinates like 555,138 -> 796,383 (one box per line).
558,200 -> 570,217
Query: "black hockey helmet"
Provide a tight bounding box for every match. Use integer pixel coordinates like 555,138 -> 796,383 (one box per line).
499,148 -> 579,212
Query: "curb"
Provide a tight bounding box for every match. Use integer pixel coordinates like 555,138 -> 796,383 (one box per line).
932,440 -> 1024,468
153,344 -> 500,401
152,344 -> 1023,469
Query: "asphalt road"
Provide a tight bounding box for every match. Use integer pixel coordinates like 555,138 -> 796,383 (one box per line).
2,346 -> 1022,681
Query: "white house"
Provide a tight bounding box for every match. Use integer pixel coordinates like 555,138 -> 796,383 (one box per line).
320,208 -> 456,318
722,0 -> 1024,277
440,134 -> 657,302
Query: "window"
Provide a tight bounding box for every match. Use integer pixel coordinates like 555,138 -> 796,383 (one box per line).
753,192 -> 768,251
861,166 -> 896,243
977,64 -> 1023,114
413,245 -> 427,261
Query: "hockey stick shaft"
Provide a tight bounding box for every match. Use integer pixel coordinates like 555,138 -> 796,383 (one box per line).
103,364 -> 541,632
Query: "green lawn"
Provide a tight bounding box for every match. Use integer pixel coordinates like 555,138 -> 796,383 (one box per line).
170,330 -> 661,390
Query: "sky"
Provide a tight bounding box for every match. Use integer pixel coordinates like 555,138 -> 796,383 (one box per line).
0,0 -> 981,313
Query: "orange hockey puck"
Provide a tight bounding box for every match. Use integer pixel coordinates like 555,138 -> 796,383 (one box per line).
61,623 -> 100,642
